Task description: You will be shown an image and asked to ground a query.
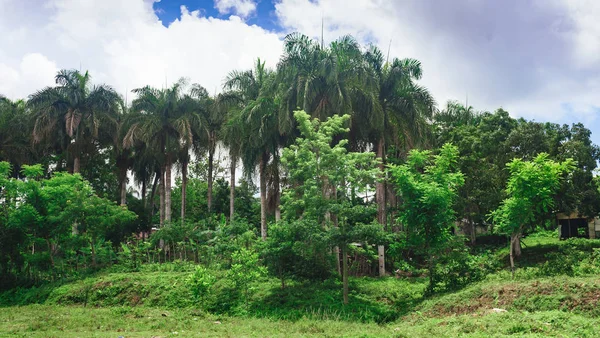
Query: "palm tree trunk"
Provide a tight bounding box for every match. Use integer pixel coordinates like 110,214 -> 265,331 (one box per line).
73,156 -> 81,174
229,154 -> 236,221
260,152 -> 268,240
274,158 -> 281,222
150,172 -> 159,212
207,135 -> 215,213
159,167 -> 165,227
165,156 -> 172,223
376,138 -> 386,276
141,179 -> 147,209
181,157 -> 188,224
120,178 -> 127,206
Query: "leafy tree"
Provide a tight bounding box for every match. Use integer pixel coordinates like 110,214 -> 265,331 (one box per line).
491,153 -> 575,277
281,110 -> 381,304
389,144 -> 464,293
0,96 -> 33,174
228,248 -> 266,308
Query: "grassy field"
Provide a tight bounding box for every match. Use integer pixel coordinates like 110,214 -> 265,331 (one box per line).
2,304 -> 600,337
3,235 -> 600,337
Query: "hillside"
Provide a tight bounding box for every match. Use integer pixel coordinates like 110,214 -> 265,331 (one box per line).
3,235 -> 600,337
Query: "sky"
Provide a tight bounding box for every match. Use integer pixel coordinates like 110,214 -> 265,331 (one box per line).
1,0 -> 600,144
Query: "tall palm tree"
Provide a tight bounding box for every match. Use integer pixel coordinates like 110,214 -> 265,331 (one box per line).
190,84 -> 223,214
356,45 -> 436,275
124,79 -> 194,226
28,69 -> 122,173
278,33 -> 370,122
224,58 -> 281,239
218,92 -> 244,221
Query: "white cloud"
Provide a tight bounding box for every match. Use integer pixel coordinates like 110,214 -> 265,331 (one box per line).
214,0 -> 257,18
2,0 -> 600,145
0,0 -> 281,100
275,0 -> 600,130
0,53 -> 58,98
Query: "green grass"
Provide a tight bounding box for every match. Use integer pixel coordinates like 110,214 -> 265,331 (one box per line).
4,235 -> 600,336
2,305 -> 600,337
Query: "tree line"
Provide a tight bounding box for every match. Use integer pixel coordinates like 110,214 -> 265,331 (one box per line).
1,33 -> 599,297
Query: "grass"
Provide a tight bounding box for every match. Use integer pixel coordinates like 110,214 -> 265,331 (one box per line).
2,305 -> 600,337
4,234 -> 600,336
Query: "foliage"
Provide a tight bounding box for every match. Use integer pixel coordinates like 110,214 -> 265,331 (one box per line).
228,248 -> 267,308
491,154 -> 575,238
389,144 -> 464,293
280,110 -> 382,303
186,265 -> 217,302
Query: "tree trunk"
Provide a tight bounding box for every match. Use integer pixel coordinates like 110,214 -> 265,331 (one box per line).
150,172 -> 159,215
207,133 -> 215,213
376,138 -> 386,277
229,154 -> 236,222
46,238 -> 54,267
510,233 -> 516,279
181,158 -> 188,224
513,232 -> 522,257
73,156 -> 81,174
159,167 -> 165,227
342,244 -> 349,305
141,179 -> 147,209
165,156 -> 172,223
90,239 -> 97,267
332,185 -> 341,275
274,175 -> 281,222
469,216 -> 476,245
259,152 -> 268,240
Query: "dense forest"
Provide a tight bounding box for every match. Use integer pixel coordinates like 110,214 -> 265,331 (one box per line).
1,32 -> 600,311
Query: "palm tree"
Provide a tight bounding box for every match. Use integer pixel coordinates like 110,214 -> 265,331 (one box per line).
356,45 -> 436,275
218,92 -> 244,221
28,69 -> 122,173
278,33 -> 370,122
113,103 -> 134,206
124,79 -> 194,226
189,84 -> 224,214
177,87 -> 207,223
224,58 -> 281,239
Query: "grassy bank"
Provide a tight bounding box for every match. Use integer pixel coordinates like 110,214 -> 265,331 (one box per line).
4,235 -> 600,336
2,305 -> 600,337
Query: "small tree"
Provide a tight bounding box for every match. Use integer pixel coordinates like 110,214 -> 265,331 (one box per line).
491,153 -> 574,277
389,144 -> 464,293
280,111 -> 381,304
228,247 -> 266,309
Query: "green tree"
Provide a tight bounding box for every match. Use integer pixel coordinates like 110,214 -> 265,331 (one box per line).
28,69 -> 122,173
389,144 -> 464,293
228,247 -> 266,308
358,45 -> 436,275
281,110 -> 381,304
491,153 -> 574,277
124,79 -> 197,226
224,59 -> 281,239
0,96 -> 33,174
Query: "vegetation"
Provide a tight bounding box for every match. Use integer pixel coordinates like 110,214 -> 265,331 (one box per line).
1,31 -> 600,335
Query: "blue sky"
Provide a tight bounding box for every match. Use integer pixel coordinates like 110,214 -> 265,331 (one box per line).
154,0 -> 280,31
1,0 -> 600,145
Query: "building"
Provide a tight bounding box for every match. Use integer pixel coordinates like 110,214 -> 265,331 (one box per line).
556,212 -> 600,239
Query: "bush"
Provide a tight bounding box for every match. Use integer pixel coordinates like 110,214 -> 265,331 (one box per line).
431,238 -> 499,292
186,265 -> 216,302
